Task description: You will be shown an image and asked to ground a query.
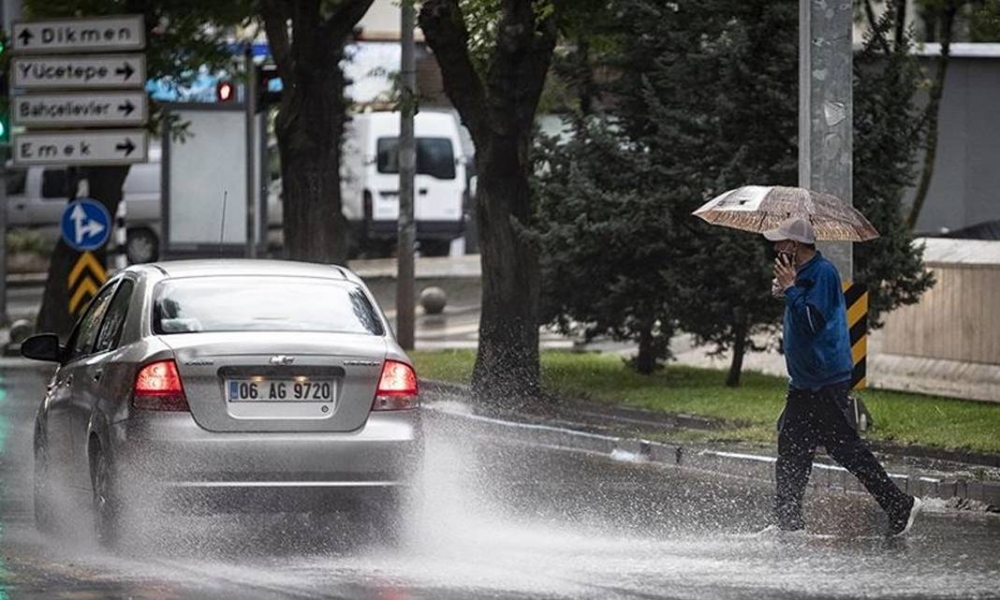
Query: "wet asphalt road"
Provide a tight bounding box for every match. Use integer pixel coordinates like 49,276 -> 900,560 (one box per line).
1,366 -> 999,600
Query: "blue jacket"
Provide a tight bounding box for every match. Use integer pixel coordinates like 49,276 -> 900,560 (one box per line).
782,252 -> 854,390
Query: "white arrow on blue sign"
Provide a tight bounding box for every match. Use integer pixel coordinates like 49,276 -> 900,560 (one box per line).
61,198 -> 112,251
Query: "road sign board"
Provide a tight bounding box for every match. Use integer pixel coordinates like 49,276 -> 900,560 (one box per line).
11,54 -> 146,90
13,130 -> 149,166
12,15 -> 145,54
68,251 -> 108,314
12,91 -> 148,128
61,198 -> 112,252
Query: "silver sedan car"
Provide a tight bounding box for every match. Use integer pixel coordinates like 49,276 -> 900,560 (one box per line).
23,260 -> 422,546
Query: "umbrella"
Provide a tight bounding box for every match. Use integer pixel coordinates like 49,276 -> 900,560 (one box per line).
692,185 -> 880,241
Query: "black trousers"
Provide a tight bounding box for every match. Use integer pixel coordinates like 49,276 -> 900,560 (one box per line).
774,382 -> 911,530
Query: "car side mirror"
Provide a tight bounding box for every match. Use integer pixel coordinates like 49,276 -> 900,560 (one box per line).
21,333 -> 64,363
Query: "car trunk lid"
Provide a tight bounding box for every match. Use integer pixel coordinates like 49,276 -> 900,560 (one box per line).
159,332 -> 387,432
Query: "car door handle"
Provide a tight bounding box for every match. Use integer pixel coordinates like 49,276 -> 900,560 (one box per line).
65,374 -> 74,385
419,188 -> 428,195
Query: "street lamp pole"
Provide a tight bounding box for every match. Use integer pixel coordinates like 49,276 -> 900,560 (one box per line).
799,0 -> 853,280
396,0 -> 417,349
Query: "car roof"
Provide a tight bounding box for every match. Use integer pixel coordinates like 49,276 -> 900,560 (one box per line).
131,259 -> 357,282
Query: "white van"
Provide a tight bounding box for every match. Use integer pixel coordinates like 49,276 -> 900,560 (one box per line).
6,148 -> 163,264
342,110 -> 469,256
6,144 -> 281,264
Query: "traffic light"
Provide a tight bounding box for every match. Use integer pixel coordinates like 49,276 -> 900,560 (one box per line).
256,64 -> 282,109
216,80 -> 235,103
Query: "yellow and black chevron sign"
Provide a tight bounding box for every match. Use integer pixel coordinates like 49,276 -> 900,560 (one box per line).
68,252 -> 107,315
842,282 -> 867,390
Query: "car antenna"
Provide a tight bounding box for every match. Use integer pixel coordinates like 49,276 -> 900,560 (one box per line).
219,190 -> 228,256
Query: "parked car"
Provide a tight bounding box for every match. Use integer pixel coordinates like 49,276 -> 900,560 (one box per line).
23,259 -> 422,546
6,157 -> 162,264
6,145 -> 283,264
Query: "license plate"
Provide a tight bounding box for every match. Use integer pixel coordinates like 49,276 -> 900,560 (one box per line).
226,379 -> 334,402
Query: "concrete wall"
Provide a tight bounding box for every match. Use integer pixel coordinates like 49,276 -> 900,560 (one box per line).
880,262 -> 1000,364
871,239 -> 1000,403
906,52 -> 1000,235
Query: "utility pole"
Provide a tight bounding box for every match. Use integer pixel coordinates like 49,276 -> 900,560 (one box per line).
244,44 -> 257,258
0,0 -> 20,327
800,0 -> 853,280
396,0 -> 416,349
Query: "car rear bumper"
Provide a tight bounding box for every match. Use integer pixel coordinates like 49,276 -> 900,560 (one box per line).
108,410 -> 422,510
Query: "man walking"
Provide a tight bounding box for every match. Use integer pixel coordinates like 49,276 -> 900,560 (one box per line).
763,217 -> 920,536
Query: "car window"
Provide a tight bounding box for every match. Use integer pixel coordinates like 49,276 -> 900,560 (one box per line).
377,137 -> 457,180
153,277 -> 384,336
93,280 -> 135,354
41,168 -> 69,199
6,168 -> 26,195
66,283 -> 119,361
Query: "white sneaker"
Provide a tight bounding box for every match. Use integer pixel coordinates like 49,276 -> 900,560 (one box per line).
889,496 -> 923,537
755,524 -> 806,538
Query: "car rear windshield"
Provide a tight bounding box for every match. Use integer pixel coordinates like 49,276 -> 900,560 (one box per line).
377,137 -> 457,180
153,277 -> 384,336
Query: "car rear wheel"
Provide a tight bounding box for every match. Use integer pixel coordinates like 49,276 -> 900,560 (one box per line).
89,444 -> 120,548
33,434 -> 55,535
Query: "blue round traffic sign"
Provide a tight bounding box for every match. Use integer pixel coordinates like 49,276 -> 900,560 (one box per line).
61,198 -> 112,252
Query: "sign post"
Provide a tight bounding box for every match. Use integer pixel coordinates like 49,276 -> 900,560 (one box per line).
11,13 -> 148,324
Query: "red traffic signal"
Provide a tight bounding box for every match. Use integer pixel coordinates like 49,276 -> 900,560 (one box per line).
216,80 -> 235,102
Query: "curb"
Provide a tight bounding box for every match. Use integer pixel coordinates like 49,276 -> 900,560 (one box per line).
423,382 -> 1000,513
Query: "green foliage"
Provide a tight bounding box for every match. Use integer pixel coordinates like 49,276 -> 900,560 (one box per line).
536,0 -> 797,378
853,5 -> 936,327
535,121 -> 678,372
970,0 -> 1000,40
413,349 -> 1000,454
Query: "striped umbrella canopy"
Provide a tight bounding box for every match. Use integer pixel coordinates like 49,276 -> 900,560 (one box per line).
692,185 -> 880,241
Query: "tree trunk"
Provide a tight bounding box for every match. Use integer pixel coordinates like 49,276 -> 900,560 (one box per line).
36,166 -> 129,339
419,0 -> 556,407
261,0 -> 373,265
726,320 -> 749,388
907,1 -> 957,230
635,321 -> 657,375
274,48 -> 348,263
470,136 -> 541,403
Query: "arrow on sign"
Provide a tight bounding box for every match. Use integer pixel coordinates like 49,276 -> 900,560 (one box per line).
18,28 -> 33,46
68,251 -> 107,289
116,139 -> 136,156
118,100 -> 136,116
116,62 -> 136,81
70,204 -> 106,244
67,252 -> 107,315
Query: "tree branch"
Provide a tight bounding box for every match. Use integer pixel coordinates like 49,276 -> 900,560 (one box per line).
485,0 -> 557,134
908,0 -> 958,229
419,0 -> 489,142
323,0 -> 376,41
863,0 -> 891,55
261,0 -> 295,86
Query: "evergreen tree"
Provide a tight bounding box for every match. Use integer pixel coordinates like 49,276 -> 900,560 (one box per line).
538,0 -> 934,383
854,4 -> 936,326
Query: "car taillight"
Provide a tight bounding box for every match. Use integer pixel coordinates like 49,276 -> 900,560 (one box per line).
373,360 -> 419,410
132,360 -> 190,411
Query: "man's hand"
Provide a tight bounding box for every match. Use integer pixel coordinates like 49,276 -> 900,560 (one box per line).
773,254 -> 796,292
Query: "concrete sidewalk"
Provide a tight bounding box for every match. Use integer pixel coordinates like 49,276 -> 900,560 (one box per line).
423,381 -> 1000,515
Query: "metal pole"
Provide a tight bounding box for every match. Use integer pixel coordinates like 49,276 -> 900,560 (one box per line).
0,150 -> 8,326
396,0 -> 417,349
799,0 -> 853,279
245,44 -> 257,259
